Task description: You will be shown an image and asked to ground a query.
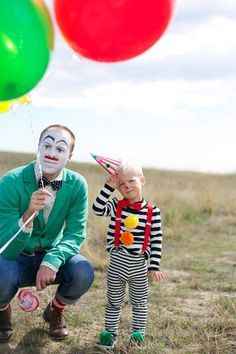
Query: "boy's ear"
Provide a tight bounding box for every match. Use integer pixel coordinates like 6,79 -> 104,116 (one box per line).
141,176 -> 145,185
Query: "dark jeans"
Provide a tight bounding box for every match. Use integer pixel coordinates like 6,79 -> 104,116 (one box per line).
0,252 -> 94,307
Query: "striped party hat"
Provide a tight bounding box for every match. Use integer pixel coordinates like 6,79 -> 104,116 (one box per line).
90,153 -> 120,175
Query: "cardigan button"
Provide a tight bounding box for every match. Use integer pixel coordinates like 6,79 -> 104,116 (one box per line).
41,234 -> 45,238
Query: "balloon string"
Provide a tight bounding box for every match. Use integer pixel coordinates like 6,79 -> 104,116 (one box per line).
28,98 -> 44,187
0,102 -> 43,254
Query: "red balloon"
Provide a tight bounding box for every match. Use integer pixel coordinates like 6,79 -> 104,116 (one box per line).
54,0 -> 176,62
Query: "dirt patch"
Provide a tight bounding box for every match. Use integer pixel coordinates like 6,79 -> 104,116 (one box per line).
164,269 -> 191,283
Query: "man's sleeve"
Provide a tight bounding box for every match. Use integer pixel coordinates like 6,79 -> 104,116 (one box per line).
0,178 -> 32,259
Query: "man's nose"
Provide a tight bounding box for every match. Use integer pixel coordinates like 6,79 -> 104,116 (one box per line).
51,147 -> 57,157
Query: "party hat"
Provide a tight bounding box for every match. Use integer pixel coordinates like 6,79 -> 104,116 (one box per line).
90,153 -> 120,175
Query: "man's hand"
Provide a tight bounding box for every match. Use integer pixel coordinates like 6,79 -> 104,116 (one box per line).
148,270 -> 165,282
106,173 -> 119,189
22,189 -> 52,227
28,189 -> 52,214
36,265 -> 57,291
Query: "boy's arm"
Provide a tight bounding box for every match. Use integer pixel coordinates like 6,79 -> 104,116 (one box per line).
92,183 -> 116,217
148,207 -> 163,271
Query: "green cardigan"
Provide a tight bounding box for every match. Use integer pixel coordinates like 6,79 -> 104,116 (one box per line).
0,162 -> 88,270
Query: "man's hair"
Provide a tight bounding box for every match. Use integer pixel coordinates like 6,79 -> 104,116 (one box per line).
38,124 -> 76,153
116,159 -> 144,177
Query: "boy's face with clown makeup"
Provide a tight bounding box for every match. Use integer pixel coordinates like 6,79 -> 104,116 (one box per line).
38,128 -> 73,180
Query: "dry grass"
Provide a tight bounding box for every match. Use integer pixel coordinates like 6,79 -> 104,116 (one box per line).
0,151 -> 235,354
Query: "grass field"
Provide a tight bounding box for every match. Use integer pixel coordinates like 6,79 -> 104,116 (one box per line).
0,151 -> 235,354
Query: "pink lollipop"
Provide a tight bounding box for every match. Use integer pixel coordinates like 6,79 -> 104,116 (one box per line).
17,289 -> 40,312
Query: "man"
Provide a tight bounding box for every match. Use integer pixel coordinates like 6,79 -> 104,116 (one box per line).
0,124 -> 94,342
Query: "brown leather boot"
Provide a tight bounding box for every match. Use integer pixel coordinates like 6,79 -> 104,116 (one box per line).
43,303 -> 68,340
0,305 -> 13,343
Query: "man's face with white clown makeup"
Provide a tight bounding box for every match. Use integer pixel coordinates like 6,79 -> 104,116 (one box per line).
38,129 -> 73,180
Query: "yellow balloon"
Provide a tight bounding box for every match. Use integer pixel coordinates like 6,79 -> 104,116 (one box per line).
0,95 -> 31,114
124,215 -> 139,229
0,101 -> 9,113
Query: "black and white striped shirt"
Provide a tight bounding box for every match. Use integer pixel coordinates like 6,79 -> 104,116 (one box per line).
92,184 -> 163,271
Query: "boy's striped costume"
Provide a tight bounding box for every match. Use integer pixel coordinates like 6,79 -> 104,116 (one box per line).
92,183 -> 163,335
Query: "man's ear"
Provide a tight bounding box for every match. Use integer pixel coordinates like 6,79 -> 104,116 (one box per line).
141,176 -> 145,185
67,152 -> 73,163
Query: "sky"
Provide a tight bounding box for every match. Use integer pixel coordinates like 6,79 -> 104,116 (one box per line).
0,0 -> 236,174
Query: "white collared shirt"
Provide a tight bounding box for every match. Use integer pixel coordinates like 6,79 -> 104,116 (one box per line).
34,161 -> 62,223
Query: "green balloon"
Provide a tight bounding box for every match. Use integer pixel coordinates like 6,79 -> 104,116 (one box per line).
0,0 -> 53,101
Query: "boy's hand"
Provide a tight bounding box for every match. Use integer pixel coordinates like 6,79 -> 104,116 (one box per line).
106,173 -> 119,189
148,270 -> 165,282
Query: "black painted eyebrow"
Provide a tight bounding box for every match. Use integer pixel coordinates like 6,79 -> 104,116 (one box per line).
42,135 -> 55,142
56,139 -> 68,147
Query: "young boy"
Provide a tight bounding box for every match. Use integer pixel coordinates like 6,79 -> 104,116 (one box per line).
92,160 -> 164,349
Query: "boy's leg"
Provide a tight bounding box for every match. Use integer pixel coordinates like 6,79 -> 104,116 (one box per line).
129,259 -> 148,335
104,252 -> 127,336
105,268 -> 126,336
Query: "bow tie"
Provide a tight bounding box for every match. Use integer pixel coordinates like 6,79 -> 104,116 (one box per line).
38,176 -> 62,191
120,198 -> 142,210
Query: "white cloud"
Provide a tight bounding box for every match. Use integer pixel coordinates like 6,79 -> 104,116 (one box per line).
140,15 -> 236,62
31,78 -> 234,123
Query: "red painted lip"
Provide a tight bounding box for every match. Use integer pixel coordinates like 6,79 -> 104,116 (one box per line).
44,155 -> 59,162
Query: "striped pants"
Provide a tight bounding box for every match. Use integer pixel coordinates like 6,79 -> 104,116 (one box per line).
105,248 -> 148,336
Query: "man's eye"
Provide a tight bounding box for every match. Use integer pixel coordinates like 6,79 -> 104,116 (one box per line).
44,144 -> 51,149
56,147 -> 64,153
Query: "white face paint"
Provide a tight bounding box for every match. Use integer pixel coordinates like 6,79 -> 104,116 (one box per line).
38,129 -> 72,178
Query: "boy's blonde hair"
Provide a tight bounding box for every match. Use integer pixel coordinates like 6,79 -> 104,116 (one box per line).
116,159 -> 144,177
